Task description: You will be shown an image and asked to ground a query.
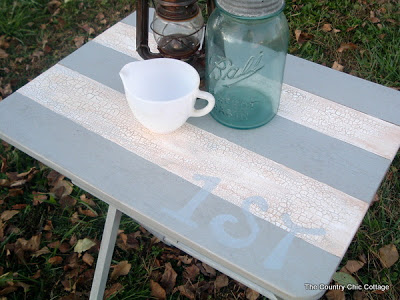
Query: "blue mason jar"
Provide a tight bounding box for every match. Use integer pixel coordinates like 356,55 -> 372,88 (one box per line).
206,0 -> 289,129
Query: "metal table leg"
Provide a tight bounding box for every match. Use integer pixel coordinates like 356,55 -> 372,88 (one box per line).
90,205 -> 122,300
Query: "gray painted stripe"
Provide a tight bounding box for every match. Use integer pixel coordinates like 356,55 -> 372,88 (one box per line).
284,55 -> 400,126
17,63 -> 369,257
122,10 -> 400,126
120,11 -> 137,26
0,93 -> 340,300
91,21 -> 400,160
60,41 -> 137,93
59,41 -> 390,204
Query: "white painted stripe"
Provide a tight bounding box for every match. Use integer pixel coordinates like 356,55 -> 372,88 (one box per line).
280,85 -> 400,160
94,21 -> 400,160
18,64 -> 370,258
93,22 -> 159,61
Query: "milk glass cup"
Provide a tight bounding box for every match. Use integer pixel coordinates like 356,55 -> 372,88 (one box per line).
120,58 -> 215,134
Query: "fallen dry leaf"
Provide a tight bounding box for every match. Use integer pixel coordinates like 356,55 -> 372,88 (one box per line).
177,283 -> 195,300
80,194 -> 96,207
44,232 -> 52,240
0,155 -> 6,173
215,274 -> 229,290
341,260 -> 364,273
74,36 -> 85,48
82,252 -> 94,266
333,28 -> 341,33
96,13 -> 105,20
117,232 -> 139,251
33,192 -> 47,205
17,167 -> 37,178
70,212 -> 80,224
64,253 -> 79,270
246,288 -> 260,300
43,44 -> 52,54
48,256 -> 63,265
110,260 -> 131,280
150,280 -> 166,300
78,207 -> 98,217
379,244 -> 399,268
47,0 -> 61,14
160,262 -> 177,293
31,270 -> 41,279
104,283 -> 124,299
178,255 -> 193,264
74,238 -> 96,253
10,179 -> 27,188
0,179 -> 9,187
346,25 -> 359,32
14,281 -> 30,293
32,246 -> 51,257
322,23 -> 332,32
61,279 -> 74,292
69,234 -> 77,247
59,242 -> 70,253
378,33 -> 386,40
332,61 -> 344,72
47,170 -> 64,186
0,49 -> 8,59
294,29 -> 314,44
353,290 -> 367,300
337,42 -> 357,53
0,286 -> 18,296
370,17 -> 380,23
59,195 -> 77,209
359,253 -> 367,264
43,220 -> 53,231
47,241 -> 61,249
31,50 -> 44,62
202,262 -> 216,277
59,294 -> 80,300
0,36 -> 10,49
11,204 -> 27,210
183,264 -> 199,281
51,179 -> 73,199
1,210 -> 19,221
80,24 -> 95,35
325,289 -> 345,300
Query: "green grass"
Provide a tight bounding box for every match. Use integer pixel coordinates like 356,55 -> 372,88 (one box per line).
0,0 -> 399,299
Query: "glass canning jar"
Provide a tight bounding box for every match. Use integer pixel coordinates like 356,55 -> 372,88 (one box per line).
205,0 -> 289,129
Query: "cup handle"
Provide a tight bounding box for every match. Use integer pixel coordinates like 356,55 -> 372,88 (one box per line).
191,90 -> 215,117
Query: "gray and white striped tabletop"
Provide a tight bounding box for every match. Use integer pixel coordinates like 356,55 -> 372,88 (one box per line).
0,12 -> 399,300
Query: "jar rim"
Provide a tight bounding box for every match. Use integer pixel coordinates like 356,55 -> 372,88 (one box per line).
215,0 -> 285,20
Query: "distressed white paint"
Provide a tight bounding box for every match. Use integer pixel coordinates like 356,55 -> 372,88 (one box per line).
280,84 -> 400,160
94,21 -> 400,160
18,64 -> 370,258
93,22 -> 159,61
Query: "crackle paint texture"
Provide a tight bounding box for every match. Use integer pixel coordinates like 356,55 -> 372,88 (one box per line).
18,63 -> 372,258
14,19 -> 400,263
93,21 -> 400,161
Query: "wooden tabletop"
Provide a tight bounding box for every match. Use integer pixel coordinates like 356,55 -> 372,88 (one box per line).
0,11 -> 399,300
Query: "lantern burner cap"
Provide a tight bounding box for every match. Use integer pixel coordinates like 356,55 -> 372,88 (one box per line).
156,0 -> 200,21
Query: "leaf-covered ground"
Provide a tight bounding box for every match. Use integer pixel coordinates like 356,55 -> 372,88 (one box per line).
0,0 -> 399,299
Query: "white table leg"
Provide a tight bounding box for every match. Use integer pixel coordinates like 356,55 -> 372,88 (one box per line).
90,205 -> 122,300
